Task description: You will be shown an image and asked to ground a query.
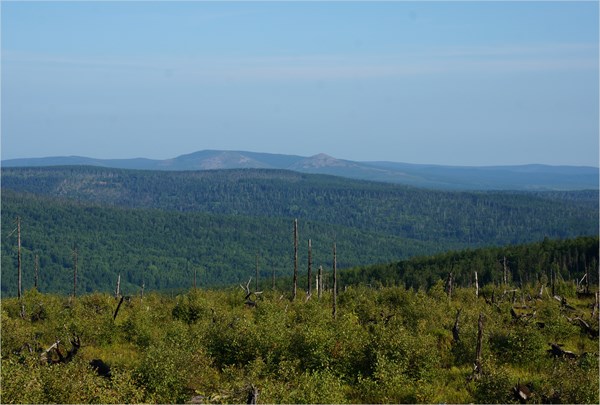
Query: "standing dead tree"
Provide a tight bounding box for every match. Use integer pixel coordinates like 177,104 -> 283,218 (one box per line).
318,265 -> 323,299
503,256 -> 509,286
72,246 -> 78,298
292,219 -> 298,300
34,254 -> 39,291
17,217 -> 22,300
473,313 -> 485,379
332,242 -> 337,320
445,272 -> 454,300
255,253 -> 259,293
307,239 -> 313,299
8,217 -> 26,318
115,273 -> 121,299
8,217 -> 23,296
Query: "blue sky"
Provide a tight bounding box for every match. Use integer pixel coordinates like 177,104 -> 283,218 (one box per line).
2,1 -> 598,166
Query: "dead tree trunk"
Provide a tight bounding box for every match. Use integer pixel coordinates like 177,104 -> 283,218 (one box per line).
113,296 -> 124,321
293,219 -> 298,300
585,264 -> 590,294
332,243 -> 337,320
72,246 -> 78,298
34,254 -> 39,290
17,217 -> 22,300
241,277 -> 262,307
42,336 -> 81,365
140,280 -> 145,301
318,265 -> 323,299
503,256 -> 509,286
255,253 -> 259,293
446,272 -> 454,300
473,313 -> 484,379
115,273 -> 121,299
474,271 -> 479,298
307,239 -> 313,298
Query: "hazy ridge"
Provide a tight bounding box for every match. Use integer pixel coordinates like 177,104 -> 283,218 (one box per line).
3,149 -> 597,190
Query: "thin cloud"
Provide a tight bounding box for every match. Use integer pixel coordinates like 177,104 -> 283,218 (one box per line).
3,42 -> 597,83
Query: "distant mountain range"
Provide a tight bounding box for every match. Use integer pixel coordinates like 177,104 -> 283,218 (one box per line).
2,150 -> 597,190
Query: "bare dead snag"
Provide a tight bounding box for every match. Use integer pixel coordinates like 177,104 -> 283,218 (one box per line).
255,253 -> 259,293
40,340 -> 60,364
115,273 -> 121,299
473,313 -> 484,379
42,336 -> 81,365
318,265 -> 323,300
34,254 -> 39,290
113,296 -> 124,321
63,336 -> 80,363
240,277 -> 262,307
17,217 -> 22,301
332,243 -> 337,320
293,219 -> 298,300
8,217 -> 25,317
72,246 -> 78,298
445,272 -> 454,300
566,316 -> 599,338
474,271 -> 479,298
307,239 -> 312,298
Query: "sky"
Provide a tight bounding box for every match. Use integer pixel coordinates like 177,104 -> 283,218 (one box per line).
1,1 -> 598,166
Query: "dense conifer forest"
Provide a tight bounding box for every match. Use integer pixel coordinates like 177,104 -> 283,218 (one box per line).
1,166 -> 597,295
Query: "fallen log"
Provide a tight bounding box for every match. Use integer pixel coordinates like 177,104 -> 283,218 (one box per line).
547,342 -> 577,359
513,380 -> 532,403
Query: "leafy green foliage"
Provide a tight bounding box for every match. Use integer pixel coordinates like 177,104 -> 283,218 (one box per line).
2,280 -> 597,404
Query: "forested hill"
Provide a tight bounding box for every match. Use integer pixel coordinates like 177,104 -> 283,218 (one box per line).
2,166 -> 598,247
1,165 -> 597,295
1,190 -> 436,295
341,236 -> 599,292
